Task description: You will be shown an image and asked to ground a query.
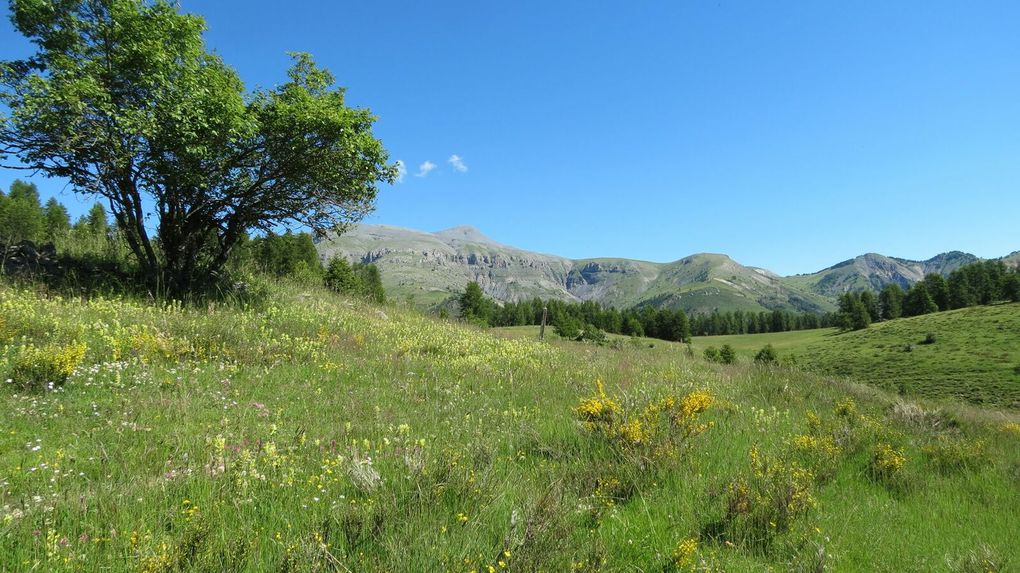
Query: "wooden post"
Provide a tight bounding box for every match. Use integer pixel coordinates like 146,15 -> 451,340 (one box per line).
540,305 -> 548,340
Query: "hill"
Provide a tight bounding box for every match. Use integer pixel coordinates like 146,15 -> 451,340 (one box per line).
2,281 -> 1018,570
693,303 -> 1020,407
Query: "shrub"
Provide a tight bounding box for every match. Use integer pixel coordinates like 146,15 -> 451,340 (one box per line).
6,342 -> 86,391
719,344 -> 736,364
720,447 -> 816,551
578,324 -> 608,345
754,344 -> 778,364
703,346 -> 720,363
921,332 -> 937,345
922,437 -> 989,474
869,443 -> 907,487
574,382 -> 714,457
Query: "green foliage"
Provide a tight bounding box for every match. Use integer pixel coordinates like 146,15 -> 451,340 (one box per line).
903,282 -> 938,316
323,255 -> 385,303
43,197 -> 71,242
1,1 -> 394,294
691,308 -> 831,336
719,344 -> 737,364
836,292 -> 871,331
458,281 -> 493,324
754,344 -> 778,364
0,180 -> 44,245
703,346 -> 720,363
242,231 -> 322,279
879,283 -> 904,320
5,341 -> 86,391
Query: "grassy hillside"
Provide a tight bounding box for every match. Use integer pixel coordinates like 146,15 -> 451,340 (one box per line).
2,283 -> 1019,571
796,304 -> 1020,407
694,304 -> 1020,408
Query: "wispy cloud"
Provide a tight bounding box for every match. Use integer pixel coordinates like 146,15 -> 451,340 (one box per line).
394,160 -> 406,183
448,154 -> 468,173
416,160 -> 436,177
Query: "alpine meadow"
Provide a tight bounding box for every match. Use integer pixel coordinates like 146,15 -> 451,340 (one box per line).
1,1 -> 1019,572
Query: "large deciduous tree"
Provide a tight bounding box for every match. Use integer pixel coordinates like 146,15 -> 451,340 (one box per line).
1,0 -> 395,293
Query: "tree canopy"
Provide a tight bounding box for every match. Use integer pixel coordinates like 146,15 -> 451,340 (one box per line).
1,0 -> 395,293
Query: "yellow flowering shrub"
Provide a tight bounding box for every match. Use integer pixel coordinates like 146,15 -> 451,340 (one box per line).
672,537 -> 698,569
722,446 -> 816,550
574,383 -> 714,456
5,341 -> 87,391
870,443 -> 906,485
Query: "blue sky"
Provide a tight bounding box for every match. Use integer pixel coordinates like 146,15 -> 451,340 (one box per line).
2,1 -> 1019,275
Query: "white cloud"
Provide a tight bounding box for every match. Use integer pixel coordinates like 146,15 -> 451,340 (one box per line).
416,160 -> 436,177
394,160 -> 406,183
448,154 -> 468,173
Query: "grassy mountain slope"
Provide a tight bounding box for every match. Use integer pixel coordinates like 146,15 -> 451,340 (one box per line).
694,303 -> 1020,407
2,282 -> 1017,570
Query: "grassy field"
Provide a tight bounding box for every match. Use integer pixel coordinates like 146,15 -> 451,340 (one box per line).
2,282 -> 1019,571
694,303 -> 1020,408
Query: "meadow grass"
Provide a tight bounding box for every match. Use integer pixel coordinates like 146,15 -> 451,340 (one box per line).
694,303 -> 1020,407
1,282 -> 1018,571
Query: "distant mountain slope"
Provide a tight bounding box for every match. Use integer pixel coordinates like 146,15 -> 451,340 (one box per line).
318,224 -> 1013,314
318,225 -> 834,314
779,251 -> 978,297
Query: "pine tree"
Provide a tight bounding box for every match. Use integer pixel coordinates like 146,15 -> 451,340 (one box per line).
459,282 -> 490,324
859,290 -> 880,322
0,180 -> 45,244
43,198 -> 71,242
922,274 -> 949,311
878,283 -> 904,320
903,283 -> 938,316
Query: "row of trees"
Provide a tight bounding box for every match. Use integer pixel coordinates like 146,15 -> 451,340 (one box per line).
457,283 -> 693,342
689,309 -> 835,336
836,261 -> 1020,330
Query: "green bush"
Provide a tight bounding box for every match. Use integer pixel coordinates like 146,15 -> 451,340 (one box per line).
754,344 -> 778,364
703,346 -> 720,362
719,344 -> 737,364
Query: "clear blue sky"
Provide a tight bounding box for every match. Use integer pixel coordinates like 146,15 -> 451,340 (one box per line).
2,1 -> 1019,275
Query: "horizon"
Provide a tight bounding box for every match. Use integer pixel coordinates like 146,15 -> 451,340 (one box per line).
3,1 -> 1019,275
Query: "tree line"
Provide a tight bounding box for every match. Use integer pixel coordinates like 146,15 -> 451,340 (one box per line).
835,260 -> 1020,330
457,282 -> 693,342
689,309 -> 835,336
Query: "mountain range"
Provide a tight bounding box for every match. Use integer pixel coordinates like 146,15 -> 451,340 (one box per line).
317,224 -> 1014,314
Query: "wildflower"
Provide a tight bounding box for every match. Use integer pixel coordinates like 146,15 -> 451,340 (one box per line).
673,537 -> 698,568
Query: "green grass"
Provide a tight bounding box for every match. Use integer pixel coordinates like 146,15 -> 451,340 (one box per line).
2,281 -> 1019,571
693,328 -> 837,358
695,304 -> 1020,408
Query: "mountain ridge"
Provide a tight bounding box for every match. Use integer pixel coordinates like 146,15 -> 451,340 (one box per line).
317,223 -> 1013,314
